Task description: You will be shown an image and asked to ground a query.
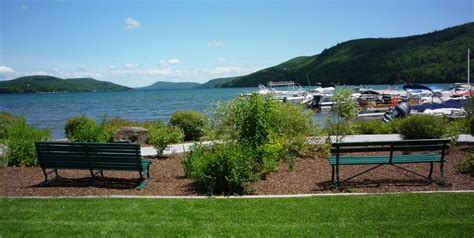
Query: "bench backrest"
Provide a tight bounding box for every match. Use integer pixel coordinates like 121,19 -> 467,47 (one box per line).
330,139 -> 450,154
35,142 -> 142,170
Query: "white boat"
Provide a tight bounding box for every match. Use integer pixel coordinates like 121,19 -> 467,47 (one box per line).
416,108 -> 467,118
450,83 -> 474,97
258,81 -> 309,102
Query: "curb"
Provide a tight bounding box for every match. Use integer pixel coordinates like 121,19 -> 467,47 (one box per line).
1,190 -> 473,200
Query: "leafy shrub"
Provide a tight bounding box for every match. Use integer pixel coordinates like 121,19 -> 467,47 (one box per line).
445,118 -> 471,144
271,101 -> 318,139
148,123 -> 184,156
65,115 -> 101,142
457,152 -> 473,176
186,94 -> 318,194
470,116 -> 474,136
0,112 -> 18,140
233,95 -> 272,149
169,111 -> 207,141
3,117 -> 50,166
183,142 -> 256,195
464,96 -> 474,116
353,120 -> 397,134
398,114 -> 447,139
324,121 -> 355,137
209,94 -> 317,172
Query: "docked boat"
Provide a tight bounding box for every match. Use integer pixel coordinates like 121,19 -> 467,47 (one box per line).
258,81 -> 310,103
451,83 -> 474,97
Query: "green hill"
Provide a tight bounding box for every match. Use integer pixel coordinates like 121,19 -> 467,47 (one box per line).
198,77 -> 237,88
0,75 -> 131,94
137,77 -> 238,90
136,81 -> 200,90
222,22 -> 474,87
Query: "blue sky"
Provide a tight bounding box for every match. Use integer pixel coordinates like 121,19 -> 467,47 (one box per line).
0,0 -> 472,87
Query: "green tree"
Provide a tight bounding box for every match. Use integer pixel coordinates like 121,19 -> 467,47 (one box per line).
327,88 -> 358,142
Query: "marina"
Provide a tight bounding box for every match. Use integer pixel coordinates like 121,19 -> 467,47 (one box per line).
256,80 -> 473,120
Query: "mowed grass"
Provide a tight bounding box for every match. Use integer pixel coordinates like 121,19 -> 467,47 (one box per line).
1,193 -> 473,237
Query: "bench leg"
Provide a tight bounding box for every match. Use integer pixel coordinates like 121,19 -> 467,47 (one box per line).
137,164 -> 153,190
428,162 -> 433,181
54,169 -> 60,178
331,165 -> 335,182
41,168 -> 61,186
439,161 -> 447,186
88,169 -> 103,185
137,172 -> 152,190
41,168 -> 49,186
146,163 -> 151,178
335,165 -> 341,190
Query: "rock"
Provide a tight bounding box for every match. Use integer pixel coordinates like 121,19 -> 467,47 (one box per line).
114,127 -> 149,144
0,144 -> 4,160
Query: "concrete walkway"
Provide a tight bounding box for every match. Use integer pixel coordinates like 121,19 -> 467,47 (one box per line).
142,134 -> 474,156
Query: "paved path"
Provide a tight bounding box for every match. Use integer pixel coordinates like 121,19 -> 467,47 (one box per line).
142,141 -> 213,156
142,134 -> 474,156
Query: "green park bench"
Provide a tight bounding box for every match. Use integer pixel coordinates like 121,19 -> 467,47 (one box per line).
35,142 -> 152,189
328,139 -> 450,189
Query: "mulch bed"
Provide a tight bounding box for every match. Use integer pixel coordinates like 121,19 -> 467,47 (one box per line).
0,145 -> 472,196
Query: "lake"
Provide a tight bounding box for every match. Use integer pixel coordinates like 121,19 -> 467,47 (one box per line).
0,83 -> 457,139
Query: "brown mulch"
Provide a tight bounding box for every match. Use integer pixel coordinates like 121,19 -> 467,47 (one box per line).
0,146 -> 472,196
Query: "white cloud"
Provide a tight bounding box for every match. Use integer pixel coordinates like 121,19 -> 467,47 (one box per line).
205,66 -> 240,75
124,17 -> 140,29
0,63 -> 260,86
102,65 -> 178,78
208,40 -> 225,47
0,66 -> 15,75
217,57 -> 227,63
125,63 -> 139,69
144,68 -> 175,77
57,71 -> 102,79
24,69 -> 101,79
160,58 -> 181,66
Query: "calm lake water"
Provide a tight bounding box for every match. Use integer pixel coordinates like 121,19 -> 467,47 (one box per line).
0,83 -> 456,139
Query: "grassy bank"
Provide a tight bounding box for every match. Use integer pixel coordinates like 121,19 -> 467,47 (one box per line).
1,193 -> 473,237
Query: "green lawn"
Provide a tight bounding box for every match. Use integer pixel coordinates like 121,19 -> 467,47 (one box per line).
1,193 -> 473,237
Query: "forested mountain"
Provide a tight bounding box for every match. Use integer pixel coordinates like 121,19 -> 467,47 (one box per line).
0,76 -> 131,94
137,77 -> 237,90
136,81 -> 200,90
221,22 -> 474,87
197,77 -> 237,88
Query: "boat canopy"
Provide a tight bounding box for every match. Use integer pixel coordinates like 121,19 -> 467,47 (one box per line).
402,84 -> 433,92
411,98 -> 469,111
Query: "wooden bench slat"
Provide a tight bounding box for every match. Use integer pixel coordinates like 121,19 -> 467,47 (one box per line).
332,145 -> 447,153
331,139 -> 450,147
331,147 -> 393,153
328,154 -> 442,165
328,156 -> 390,165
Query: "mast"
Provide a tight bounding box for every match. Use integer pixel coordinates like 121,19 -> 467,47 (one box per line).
468,48 -> 471,96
